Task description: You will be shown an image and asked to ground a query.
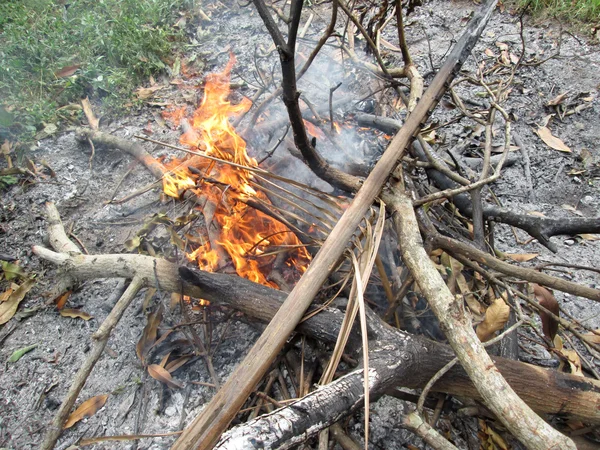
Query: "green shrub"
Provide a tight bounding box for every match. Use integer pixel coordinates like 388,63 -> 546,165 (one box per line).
0,0 -> 187,141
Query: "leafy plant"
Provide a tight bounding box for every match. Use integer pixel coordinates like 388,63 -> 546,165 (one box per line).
0,0 -> 187,141
517,0 -> 600,23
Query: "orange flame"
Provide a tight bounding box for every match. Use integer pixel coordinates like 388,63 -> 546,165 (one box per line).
164,55 -> 311,288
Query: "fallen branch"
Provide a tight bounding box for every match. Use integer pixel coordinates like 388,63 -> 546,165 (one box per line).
430,233 -> 600,302
387,178 -> 576,449
357,117 -> 600,251
33,206 -> 600,448
410,139 -> 600,251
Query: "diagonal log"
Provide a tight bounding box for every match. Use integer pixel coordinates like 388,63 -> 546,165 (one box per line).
172,1 -> 500,448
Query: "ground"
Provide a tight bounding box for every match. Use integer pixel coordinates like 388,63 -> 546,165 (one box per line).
0,0 -> 599,449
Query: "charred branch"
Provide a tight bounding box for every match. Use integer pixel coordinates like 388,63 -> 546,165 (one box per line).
411,139 -> 600,252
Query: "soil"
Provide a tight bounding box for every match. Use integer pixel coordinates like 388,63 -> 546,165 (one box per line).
1,0 -> 599,449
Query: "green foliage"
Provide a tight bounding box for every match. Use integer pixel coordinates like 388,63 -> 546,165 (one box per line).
518,0 -> 600,23
0,0 -> 187,141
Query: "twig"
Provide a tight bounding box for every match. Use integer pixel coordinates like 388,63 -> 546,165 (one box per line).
40,277 -> 142,450
512,132 -> 534,202
329,82 -> 342,131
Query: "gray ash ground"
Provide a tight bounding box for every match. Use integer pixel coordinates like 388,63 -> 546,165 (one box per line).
1,0 -> 599,449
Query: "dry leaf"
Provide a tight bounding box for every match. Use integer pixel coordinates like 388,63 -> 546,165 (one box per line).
136,304 -> 163,365
0,279 -> 35,325
54,64 -> 80,78
135,85 -> 165,100
533,283 -> 559,344
546,92 -> 568,106
159,351 -> 171,368
476,297 -> 510,342
59,308 -> 93,320
558,348 -> 583,377
64,394 -> 108,429
165,355 -> 193,373
81,97 -> 99,130
0,287 -> 14,302
505,253 -> 539,262
536,127 -> 571,153
484,48 -> 495,57
148,364 -> 183,389
578,234 -> 600,241
581,330 -> 600,345
527,210 -> 546,218
54,290 -> 72,310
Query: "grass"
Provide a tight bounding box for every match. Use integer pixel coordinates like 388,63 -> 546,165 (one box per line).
0,0 -> 188,142
517,0 -> 600,23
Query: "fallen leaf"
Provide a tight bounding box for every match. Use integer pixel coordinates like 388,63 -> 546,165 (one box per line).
0,279 -> 35,325
536,126 -> 571,153
558,348 -> 583,377
64,394 -> 108,429
7,343 -> 38,363
148,364 -> 183,389
578,234 -> 600,241
546,92 -> 568,106
539,114 -> 553,128
0,287 -> 14,302
159,351 -> 171,368
81,97 -> 99,130
476,297 -> 510,342
54,291 -> 72,310
135,85 -> 165,100
527,210 -> 546,217
136,304 -> 163,365
0,260 -> 27,280
54,64 -> 80,78
505,253 -> 539,262
533,284 -> 559,344
165,355 -> 193,373
484,48 -> 495,57
582,330 -> 600,345
59,308 -> 92,320
561,204 -> 582,215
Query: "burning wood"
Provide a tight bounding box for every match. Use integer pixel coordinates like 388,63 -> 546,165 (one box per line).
160,55 -> 311,288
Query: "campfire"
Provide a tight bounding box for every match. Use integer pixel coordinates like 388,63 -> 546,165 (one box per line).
26,0 -> 600,449
161,56 -> 311,289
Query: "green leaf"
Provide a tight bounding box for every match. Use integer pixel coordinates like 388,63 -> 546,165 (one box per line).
7,343 -> 38,363
0,106 -> 14,128
1,260 -> 28,281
